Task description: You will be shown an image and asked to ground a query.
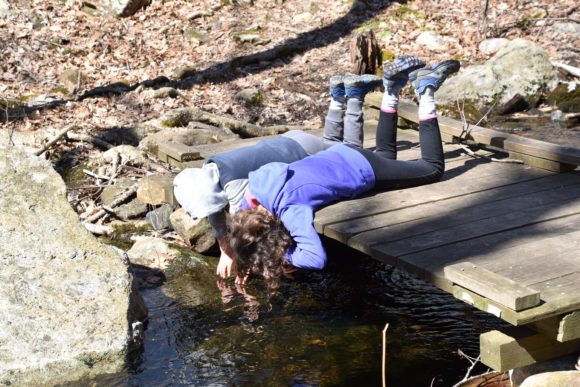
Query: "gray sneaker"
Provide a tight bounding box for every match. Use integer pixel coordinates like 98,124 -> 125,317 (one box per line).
382,55 -> 425,91
409,60 -> 460,94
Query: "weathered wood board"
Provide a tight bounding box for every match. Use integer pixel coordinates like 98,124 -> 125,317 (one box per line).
444,262 -> 541,311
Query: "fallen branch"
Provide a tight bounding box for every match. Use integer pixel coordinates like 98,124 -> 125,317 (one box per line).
34,126 -> 76,156
67,132 -> 114,149
84,184 -> 138,223
552,62 -> 580,78
83,169 -> 114,181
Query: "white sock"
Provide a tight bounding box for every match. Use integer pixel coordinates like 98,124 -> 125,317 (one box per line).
329,98 -> 345,110
380,85 -> 402,113
418,87 -> 437,120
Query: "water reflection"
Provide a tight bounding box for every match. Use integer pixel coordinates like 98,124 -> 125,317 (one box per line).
69,242 -> 509,387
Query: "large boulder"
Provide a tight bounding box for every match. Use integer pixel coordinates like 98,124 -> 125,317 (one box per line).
519,371 -> 580,387
437,39 -> 558,111
0,145 -> 147,386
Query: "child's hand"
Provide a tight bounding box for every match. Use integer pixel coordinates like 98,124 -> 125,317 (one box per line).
216,253 -> 234,278
235,270 -> 250,285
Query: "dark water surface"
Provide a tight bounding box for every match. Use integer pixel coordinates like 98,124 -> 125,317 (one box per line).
69,241 -> 509,387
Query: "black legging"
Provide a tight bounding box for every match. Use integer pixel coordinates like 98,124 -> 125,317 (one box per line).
354,111 -> 445,190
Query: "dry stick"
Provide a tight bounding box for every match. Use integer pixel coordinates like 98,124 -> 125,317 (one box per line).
67,132 -> 114,149
454,99 -> 523,163
83,169 -> 113,181
84,184 -> 138,224
382,323 -> 389,387
34,126 -> 75,156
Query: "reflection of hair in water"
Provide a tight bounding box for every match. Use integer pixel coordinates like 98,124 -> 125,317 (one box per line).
230,207 -> 294,292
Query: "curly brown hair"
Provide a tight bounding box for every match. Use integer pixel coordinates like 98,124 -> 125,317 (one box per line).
229,207 -> 294,291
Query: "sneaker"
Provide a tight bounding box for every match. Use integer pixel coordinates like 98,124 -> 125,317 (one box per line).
329,74 -> 349,103
382,55 -> 425,91
409,60 -> 460,94
344,74 -> 382,99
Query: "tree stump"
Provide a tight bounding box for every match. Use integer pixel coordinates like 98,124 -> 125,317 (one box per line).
350,31 -> 382,75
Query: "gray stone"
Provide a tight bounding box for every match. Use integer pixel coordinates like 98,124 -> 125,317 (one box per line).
170,208 -> 217,254
100,178 -> 137,206
416,30 -> 458,51
235,88 -> 265,106
511,353 -> 579,386
126,237 -> 208,269
548,23 -> 580,36
113,198 -> 148,220
82,0 -> 151,17
519,371 -> 580,387
0,145 -> 146,386
145,204 -> 174,230
139,122 -> 235,149
171,66 -> 196,80
151,87 -> 179,99
478,38 -> 510,55
436,39 -> 558,110
100,145 -> 148,167
0,0 -> 10,18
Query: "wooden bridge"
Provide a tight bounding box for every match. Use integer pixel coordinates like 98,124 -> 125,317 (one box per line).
162,94 -> 580,372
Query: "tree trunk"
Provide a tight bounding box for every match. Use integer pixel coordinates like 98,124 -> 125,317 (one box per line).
350,31 -> 382,75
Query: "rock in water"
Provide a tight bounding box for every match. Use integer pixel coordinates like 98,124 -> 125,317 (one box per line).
0,145 -> 147,386
437,39 -> 558,111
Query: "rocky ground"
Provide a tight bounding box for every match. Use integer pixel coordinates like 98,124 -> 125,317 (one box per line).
2,0 -> 578,132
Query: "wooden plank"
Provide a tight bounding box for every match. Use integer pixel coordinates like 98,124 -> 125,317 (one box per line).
480,327 -> 580,372
468,230 -> 580,276
530,272 -> 580,304
508,150 -> 577,173
366,93 -> 580,166
315,161 -> 553,232
365,188 -> 580,258
444,262 -> 541,311
158,142 -> 201,161
341,174 -> 580,248
531,311 -> 580,342
495,253 -> 580,287
451,285 -> 580,326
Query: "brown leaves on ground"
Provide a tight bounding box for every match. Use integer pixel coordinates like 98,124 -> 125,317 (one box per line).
2,0 -> 577,135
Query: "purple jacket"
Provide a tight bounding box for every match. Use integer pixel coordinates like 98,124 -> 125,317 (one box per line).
241,144 -> 375,269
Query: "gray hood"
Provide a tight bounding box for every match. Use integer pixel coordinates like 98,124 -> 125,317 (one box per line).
173,163 -> 228,219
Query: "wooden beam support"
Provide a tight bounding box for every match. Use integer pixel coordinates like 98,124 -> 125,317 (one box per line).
508,150 -> 577,173
366,93 -> 580,168
445,262 -> 541,311
531,311 -> 580,342
156,142 -> 201,169
480,326 -> 580,372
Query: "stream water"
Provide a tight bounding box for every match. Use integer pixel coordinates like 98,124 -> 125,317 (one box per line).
63,240 -> 509,387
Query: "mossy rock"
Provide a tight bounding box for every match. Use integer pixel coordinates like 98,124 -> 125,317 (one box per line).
437,102 -> 484,124
184,29 -> 208,42
545,83 -> 580,113
58,69 -> 88,86
235,88 -> 265,106
0,98 -> 27,109
394,5 -> 426,20
171,66 -> 197,80
233,29 -> 270,45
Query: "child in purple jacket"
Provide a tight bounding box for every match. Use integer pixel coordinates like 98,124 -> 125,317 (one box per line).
229,56 -> 460,290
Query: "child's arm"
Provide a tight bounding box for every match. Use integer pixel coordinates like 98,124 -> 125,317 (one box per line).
281,205 -> 327,269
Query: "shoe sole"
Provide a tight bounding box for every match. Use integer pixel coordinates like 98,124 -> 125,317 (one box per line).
383,56 -> 425,79
410,60 -> 460,93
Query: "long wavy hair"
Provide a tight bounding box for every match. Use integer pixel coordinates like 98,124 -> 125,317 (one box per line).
229,207 -> 294,291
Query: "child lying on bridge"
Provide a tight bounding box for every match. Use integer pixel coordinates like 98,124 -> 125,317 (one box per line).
173,74 -> 383,282
229,56 -> 460,290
